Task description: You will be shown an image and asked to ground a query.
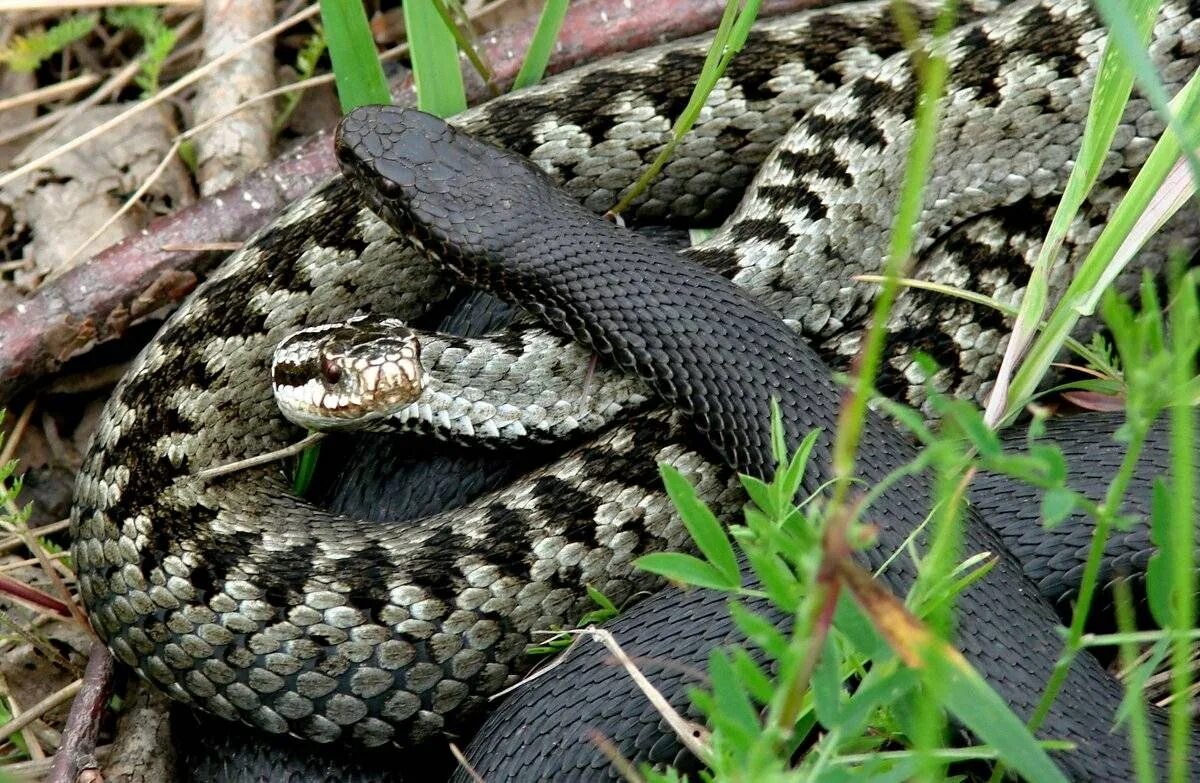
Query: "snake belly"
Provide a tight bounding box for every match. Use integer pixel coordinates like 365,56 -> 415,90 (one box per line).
70,0 -> 1200,780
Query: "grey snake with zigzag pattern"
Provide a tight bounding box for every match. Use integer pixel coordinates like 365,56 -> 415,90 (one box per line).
71,0 -> 1200,778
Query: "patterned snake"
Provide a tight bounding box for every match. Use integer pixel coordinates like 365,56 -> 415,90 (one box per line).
70,0 -> 1200,779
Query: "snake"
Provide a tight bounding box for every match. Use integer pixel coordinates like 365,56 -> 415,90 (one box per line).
68,0 -> 1200,779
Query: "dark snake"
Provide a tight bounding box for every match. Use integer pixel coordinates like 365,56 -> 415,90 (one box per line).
70,0 -> 1200,779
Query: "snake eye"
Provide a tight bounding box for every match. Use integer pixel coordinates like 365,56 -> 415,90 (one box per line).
321,355 -> 343,385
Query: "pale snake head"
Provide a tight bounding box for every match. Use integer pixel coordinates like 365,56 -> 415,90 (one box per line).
271,315 -> 423,430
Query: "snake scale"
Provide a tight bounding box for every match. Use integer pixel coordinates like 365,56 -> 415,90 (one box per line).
69,0 -> 1200,779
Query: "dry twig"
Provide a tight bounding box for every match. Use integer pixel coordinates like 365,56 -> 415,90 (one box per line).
47,641 -> 113,783
194,0 -> 275,195
0,678 -> 81,744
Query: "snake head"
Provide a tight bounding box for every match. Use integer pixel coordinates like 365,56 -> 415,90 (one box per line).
271,315 -> 423,431
334,105 -> 572,287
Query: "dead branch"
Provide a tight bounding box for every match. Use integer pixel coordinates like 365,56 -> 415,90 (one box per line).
48,640 -> 113,783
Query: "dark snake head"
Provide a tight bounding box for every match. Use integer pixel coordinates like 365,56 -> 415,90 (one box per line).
334,105 -> 579,291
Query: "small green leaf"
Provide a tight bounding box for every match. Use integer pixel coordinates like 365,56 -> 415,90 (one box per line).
812,633 -> 843,729
833,594 -> 890,661
838,665 -> 919,740
106,8 -> 178,95
579,584 -> 619,625
635,552 -> 736,591
0,13 -> 97,72
276,29 -> 328,135
660,463 -> 740,585
585,584 -> 617,614
779,429 -> 822,503
177,140 -> 198,173
739,540 -> 800,610
1040,486 -> 1076,529
739,474 -> 776,516
878,396 -> 936,445
943,399 -> 1001,458
729,601 -> 789,661
709,649 -> 761,739
1028,443 -> 1068,486
729,647 -> 775,705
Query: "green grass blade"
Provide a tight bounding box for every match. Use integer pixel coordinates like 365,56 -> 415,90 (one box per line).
853,274 -> 1105,370
292,443 -> 321,495
432,1 -> 499,97
983,0 -> 1158,424
928,650 -> 1070,783
403,1 -> 467,117
659,463 -> 740,585
1093,0 -> 1200,182
513,0 -> 570,90
999,69 -> 1200,423
828,0 -> 955,493
320,0 -> 391,111
1165,274 -> 1197,783
608,0 -> 762,215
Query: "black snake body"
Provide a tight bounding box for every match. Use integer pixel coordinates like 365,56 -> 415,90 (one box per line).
338,105 -> 1199,780
69,0 -> 1200,779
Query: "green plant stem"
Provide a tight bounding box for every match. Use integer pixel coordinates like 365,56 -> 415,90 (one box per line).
821,7 -> 958,777
828,2 -> 954,508
607,0 -> 761,216
1024,425 -> 1149,733
432,0 -> 499,96
913,465 -> 967,781
1166,294 -> 1195,783
1081,628 -> 1200,647
806,725 -> 844,777
772,577 -> 838,738
1114,577 -> 1155,781
853,275 -> 1115,379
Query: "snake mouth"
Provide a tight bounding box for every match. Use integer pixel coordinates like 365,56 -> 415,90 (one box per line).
271,316 -> 424,430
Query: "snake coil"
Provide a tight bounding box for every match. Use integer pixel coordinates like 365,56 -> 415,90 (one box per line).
71,0 -> 1200,779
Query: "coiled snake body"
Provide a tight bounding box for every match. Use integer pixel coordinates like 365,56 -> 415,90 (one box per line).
71,0 -> 1200,779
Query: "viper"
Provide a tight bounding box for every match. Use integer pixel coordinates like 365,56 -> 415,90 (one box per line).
70,0 -> 1200,779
